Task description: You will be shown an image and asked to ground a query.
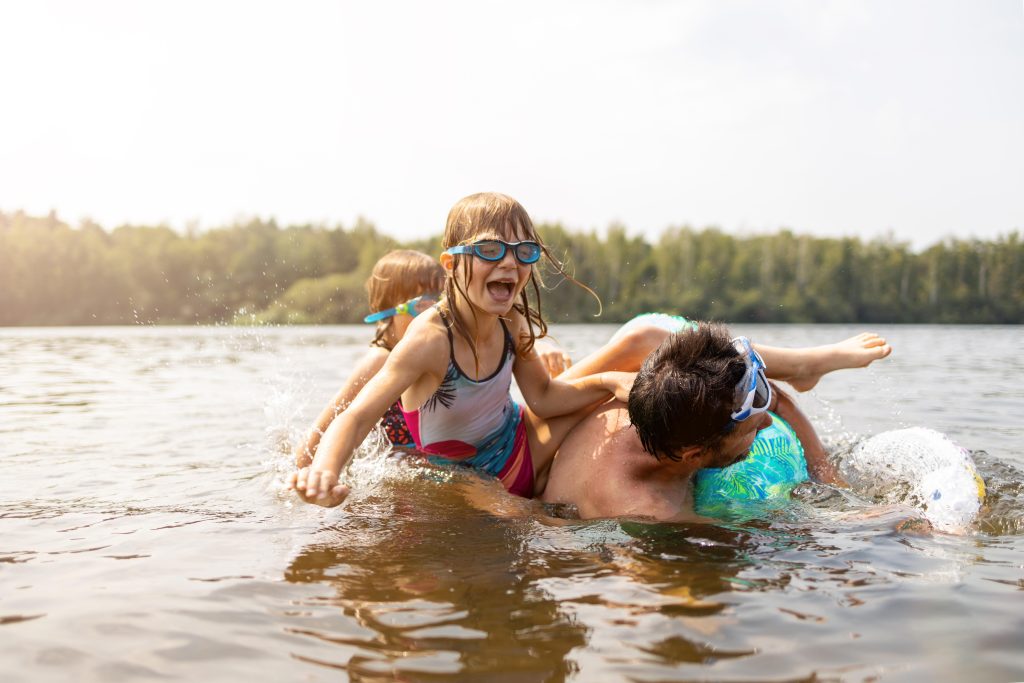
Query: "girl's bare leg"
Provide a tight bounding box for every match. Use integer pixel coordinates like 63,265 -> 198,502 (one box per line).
755,333 -> 892,392
553,324 -> 893,392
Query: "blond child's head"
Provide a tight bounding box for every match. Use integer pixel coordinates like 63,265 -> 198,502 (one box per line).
365,250 -> 444,349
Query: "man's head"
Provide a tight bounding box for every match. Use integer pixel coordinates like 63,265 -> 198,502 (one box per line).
627,322 -> 771,468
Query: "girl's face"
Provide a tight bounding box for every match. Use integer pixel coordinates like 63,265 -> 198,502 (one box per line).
449,222 -> 535,317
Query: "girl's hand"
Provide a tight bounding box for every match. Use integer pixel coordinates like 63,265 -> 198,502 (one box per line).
534,339 -> 573,377
604,371 -> 637,403
293,443 -> 314,469
287,467 -> 351,508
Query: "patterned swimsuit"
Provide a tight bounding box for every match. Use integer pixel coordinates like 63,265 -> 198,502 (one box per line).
380,400 -> 415,448
400,314 -> 534,497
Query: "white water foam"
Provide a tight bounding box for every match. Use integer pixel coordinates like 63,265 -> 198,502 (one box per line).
841,427 -> 984,533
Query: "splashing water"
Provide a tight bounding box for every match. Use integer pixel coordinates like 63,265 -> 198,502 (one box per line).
840,427 -> 985,533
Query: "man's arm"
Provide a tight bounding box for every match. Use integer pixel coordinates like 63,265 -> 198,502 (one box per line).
770,382 -> 842,485
511,312 -> 633,418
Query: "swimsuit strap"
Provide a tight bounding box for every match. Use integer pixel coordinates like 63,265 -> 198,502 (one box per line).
437,306 -> 458,365
498,317 -> 514,359
436,306 -> 515,381
400,306 -> 532,497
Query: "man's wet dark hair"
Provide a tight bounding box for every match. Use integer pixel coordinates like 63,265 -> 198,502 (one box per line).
627,322 -> 746,461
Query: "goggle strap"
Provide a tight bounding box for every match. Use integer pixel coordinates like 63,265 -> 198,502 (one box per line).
363,296 -> 427,324
363,307 -> 397,324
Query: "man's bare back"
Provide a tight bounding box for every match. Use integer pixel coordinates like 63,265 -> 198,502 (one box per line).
542,381 -> 825,522
540,401 -> 689,521
541,399 -> 775,521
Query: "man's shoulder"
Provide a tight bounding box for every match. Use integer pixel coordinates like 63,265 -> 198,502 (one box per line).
543,402 -> 635,504
559,401 -> 700,520
585,400 -> 636,440
556,402 -> 645,471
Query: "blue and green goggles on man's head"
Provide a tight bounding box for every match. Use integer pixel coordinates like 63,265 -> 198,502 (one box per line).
722,336 -> 772,432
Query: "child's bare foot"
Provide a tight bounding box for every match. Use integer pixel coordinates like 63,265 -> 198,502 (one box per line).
783,333 -> 892,392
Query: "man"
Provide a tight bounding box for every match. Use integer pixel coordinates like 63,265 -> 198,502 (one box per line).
541,322 -> 840,522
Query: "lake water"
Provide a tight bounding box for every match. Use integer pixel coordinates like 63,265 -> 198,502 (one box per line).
2,324 -> 1022,682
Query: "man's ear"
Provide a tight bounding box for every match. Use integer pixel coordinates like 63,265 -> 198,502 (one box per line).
439,251 -> 455,273
677,445 -> 703,463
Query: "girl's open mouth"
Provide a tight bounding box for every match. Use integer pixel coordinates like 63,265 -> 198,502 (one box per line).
486,281 -> 515,302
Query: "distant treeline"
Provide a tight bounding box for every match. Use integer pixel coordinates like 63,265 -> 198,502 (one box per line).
1,210 -> 1021,326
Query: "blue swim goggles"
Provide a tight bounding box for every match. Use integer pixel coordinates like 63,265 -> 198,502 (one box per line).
363,295 -> 437,324
727,336 -> 771,425
444,239 -> 542,265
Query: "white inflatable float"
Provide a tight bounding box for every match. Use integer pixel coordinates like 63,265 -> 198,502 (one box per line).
840,427 -> 985,533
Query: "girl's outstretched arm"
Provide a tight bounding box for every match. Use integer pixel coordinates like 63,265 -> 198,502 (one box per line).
510,314 -> 634,419
294,347 -> 390,468
288,320 -> 449,507
754,333 -> 892,392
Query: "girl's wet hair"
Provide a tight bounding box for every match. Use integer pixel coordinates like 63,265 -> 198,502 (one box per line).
366,250 -> 445,350
439,192 -> 600,367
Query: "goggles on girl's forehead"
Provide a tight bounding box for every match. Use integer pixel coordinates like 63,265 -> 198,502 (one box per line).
727,336 -> 772,424
363,294 -> 438,324
445,239 -> 542,265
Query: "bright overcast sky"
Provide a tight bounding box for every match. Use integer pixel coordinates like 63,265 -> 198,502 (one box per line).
1,0 -> 1022,248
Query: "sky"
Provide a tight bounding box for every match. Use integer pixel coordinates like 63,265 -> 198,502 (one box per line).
1,0 -> 1022,249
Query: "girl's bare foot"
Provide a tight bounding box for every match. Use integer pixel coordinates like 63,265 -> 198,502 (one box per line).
772,333 -> 892,392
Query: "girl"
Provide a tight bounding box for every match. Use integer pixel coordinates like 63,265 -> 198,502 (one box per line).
290,192 -> 637,506
294,250 -> 444,466
294,248 -> 575,467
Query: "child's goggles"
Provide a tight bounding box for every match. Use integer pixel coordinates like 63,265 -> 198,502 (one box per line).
727,336 -> 772,425
445,240 -> 542,265
363,295 -> 437,324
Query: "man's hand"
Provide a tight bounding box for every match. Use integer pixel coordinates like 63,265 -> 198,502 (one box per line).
287,467 -> 351,508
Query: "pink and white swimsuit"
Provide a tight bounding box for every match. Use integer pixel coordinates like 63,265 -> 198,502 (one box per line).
400,314 -> 534,497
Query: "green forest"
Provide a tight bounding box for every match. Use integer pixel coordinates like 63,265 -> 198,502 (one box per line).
1,210 -> 1021,326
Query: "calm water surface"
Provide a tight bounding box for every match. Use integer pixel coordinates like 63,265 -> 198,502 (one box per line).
1,324 -> 1022,682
